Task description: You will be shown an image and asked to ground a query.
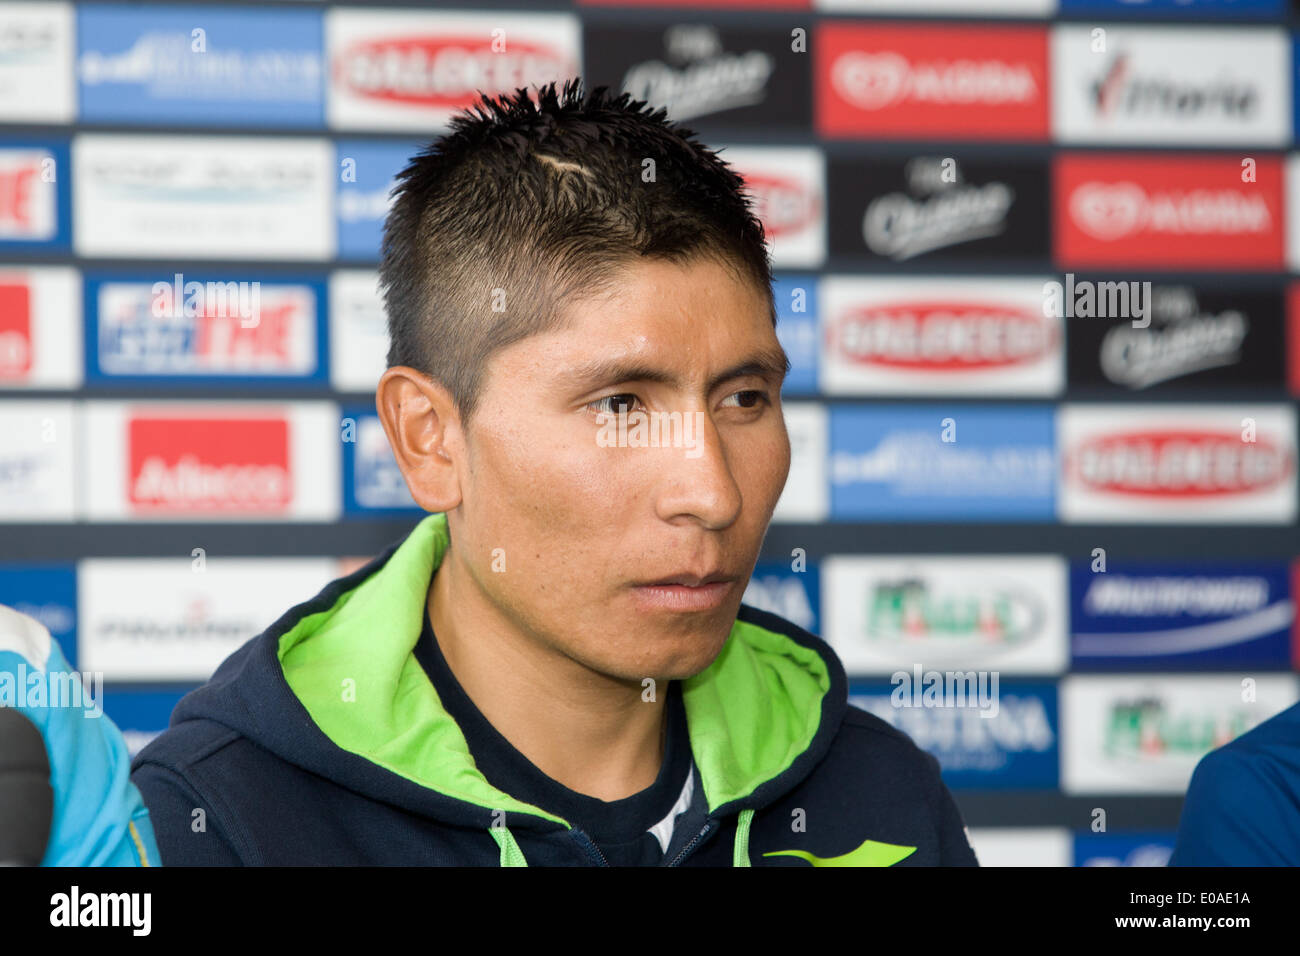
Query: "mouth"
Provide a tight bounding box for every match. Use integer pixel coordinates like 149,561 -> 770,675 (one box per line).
631,572 -> 738,612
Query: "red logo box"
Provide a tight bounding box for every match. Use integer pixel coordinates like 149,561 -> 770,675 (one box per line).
1055,153 -> 1285,270
815,23 -> 1049,141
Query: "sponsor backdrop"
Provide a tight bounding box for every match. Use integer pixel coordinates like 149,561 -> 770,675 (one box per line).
3,0 -> 1300,867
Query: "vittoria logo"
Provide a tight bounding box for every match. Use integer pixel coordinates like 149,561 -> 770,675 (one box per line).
1091,52 -> 1258,124
741,171 -> 820,239
1069,430 -> 1291,497
127,417 -> 291,512
829,300 -> 1055,371
334,36 -> 577,107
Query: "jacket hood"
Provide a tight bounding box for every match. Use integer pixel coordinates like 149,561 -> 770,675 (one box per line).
169,512 -> 849,862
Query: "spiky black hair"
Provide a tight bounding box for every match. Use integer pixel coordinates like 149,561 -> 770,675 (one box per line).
379,77 -> 775,430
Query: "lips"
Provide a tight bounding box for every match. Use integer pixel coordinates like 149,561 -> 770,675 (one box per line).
631,574 -> 738,613
638,572 -> 736,588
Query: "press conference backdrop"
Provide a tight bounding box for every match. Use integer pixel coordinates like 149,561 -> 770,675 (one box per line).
3,0 -> 1300,868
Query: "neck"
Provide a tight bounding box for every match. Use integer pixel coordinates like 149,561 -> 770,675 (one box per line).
429,546 -> 669,801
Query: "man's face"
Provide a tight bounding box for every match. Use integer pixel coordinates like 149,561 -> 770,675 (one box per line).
449,255 -> 791,682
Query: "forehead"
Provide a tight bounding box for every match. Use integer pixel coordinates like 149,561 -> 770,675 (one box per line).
480,256 -> 783,393
562,256 -> 772,340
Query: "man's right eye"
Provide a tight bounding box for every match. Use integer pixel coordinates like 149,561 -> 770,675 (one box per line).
588,393 -> 641,416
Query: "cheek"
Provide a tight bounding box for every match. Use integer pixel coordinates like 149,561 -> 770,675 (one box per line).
470,416 -> 633,550
735,420 -> 792,504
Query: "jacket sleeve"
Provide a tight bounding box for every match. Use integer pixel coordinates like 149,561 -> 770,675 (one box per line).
925,751 -> 980,866
1169,746 -> 1298,866
130,762 -> 244,866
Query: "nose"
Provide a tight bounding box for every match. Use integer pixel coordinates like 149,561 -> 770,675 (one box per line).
652,411 -> 743,530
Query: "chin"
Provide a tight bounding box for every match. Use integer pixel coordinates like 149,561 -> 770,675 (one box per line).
642,632 -> 732,682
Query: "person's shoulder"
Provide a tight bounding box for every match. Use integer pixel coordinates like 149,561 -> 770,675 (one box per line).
1170,701 -> 1300,866
835,704 -> 946,778
1188,699 -> 1300,791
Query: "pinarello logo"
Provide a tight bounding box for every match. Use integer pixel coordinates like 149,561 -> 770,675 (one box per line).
1069,429 -> 1292,497
816,24 -> 1048,140
334,36 -> 576,108
0,283 -> 32,378
830,300 -> 1056,371
1055,155 -> 1284,269
128,417 -> 291,512
740,172 -> 819,239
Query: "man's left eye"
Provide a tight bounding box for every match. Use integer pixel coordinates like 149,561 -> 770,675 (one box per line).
723,391 -> 767,409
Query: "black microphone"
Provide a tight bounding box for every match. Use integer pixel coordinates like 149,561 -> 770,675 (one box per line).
0,708 -> 54,866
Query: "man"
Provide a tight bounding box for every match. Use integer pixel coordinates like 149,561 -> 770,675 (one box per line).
1169,700 -> 1300,866
131,80 -> 978,866
0,604 -> 158,866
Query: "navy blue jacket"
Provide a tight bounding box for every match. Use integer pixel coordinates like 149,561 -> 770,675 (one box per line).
131,513 -> 979,867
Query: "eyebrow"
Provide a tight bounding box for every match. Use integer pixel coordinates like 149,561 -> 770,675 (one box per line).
561,345 -> 792,395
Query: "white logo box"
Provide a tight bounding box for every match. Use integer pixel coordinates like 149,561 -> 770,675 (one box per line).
1060,673 -> 1300,794
1052,25 -> 1291,146
0,2 -> 75,124
819,276 -> 1064,396
78,556 -> 340,682
773,402 -> 828,523
1057,403 -> 1297,524
965,828 -> 1072,867
0,400 -> 76,521
717,146 -> 826,269
815,0 -> 1054,13
73,134 -> 336,260
823,555 -> 1070,674
329,270 -> 389,393
326,9 -> 582,132
81,400 -> 341,522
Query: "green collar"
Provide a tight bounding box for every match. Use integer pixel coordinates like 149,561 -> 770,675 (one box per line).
277,512 -> 831,825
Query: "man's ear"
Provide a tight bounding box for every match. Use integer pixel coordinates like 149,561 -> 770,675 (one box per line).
375,366 -> 463,513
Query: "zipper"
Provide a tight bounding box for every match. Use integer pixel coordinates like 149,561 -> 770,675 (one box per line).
567,827 -> 611,867
667,819 -> 717,867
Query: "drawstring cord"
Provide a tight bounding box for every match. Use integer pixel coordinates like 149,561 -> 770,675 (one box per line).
733,808 -> 754,866
491,825 -> 528,866
491,807 -> 756,867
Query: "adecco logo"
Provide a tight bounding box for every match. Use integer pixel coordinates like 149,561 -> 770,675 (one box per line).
127,416 -> 291,512
1068,429 -> 1291,497
829,299 -> 1057,371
